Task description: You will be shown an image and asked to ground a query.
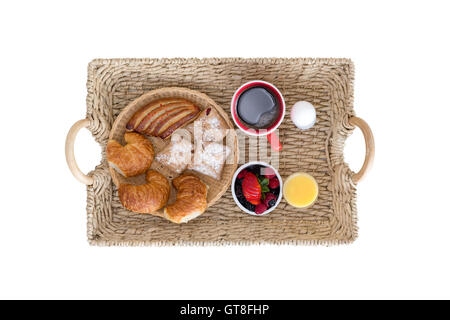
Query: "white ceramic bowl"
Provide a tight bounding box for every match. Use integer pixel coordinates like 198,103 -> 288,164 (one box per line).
231,161 -> 283,216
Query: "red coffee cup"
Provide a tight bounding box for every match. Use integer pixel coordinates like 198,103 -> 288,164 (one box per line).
230,80 -> 285,151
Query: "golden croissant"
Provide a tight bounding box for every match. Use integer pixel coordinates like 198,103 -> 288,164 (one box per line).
118,170 -> 170,214
107,132 -> 154,177
164,174 -> 207,223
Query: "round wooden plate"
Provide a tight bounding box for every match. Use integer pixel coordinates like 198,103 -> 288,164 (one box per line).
108,87 -> 238,216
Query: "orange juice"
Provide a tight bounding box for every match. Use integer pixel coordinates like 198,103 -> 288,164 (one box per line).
283,172 -> 318,208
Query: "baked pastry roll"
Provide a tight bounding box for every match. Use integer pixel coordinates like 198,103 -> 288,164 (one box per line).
186,107 -> 228,142
107,132 -> 154,177
164,174 -> 207,223
118,170 -> 170,214
126,98 -> 200,139
188,141 -> 231,180
155,129 -> 192,173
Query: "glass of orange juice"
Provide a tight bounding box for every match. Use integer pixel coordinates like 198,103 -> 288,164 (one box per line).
283,172 -> 319,208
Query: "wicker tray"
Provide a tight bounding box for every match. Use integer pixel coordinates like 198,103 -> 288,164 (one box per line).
65,58 -> 374,246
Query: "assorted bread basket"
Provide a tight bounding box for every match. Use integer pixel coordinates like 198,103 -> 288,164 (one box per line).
106,87 -> 238,223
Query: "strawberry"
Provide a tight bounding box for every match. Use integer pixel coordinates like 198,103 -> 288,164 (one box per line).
269,177 -> 280,189
242,172 -> 261,205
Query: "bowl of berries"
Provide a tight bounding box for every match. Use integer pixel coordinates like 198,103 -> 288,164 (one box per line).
231,161 -> 283,216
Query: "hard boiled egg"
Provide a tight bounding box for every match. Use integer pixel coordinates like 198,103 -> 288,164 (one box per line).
290,101 -> 316,130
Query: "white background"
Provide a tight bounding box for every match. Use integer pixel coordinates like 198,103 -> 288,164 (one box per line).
1,0 -> 449,300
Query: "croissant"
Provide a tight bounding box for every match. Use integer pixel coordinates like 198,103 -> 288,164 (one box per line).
107,132 -> 154,177
118,170 -> 170,214
164,174 -> 207,223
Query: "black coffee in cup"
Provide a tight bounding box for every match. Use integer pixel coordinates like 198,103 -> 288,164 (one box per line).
236,86 -> 280,129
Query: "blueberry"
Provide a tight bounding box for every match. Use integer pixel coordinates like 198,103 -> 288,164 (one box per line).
272,187 -> 280,197
246,165 -> 261,175
234,183 -> 255,211
267,199 -> 276,207
235,181 -> 243,197
241,199 -> 255,212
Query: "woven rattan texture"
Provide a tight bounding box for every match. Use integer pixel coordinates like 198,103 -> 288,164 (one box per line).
85,58 -> 357,246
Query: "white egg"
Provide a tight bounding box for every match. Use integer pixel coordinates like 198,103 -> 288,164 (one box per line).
290,101 -> 316,130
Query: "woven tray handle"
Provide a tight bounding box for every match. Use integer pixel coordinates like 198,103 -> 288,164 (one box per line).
65,119 -> 94,185
348,116 -> 374,184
